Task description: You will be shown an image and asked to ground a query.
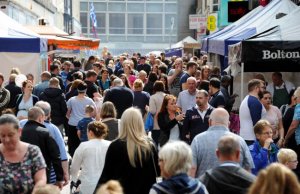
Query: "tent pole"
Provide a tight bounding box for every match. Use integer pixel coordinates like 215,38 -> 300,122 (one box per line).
241,62 -> 244,100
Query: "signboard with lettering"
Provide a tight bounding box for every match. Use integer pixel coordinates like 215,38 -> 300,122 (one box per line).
228,1 -> 249,22
189,15 -> 207,30
241,41 -> 300,72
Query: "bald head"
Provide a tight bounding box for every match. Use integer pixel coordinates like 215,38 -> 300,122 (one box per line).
209,108 -> 229,127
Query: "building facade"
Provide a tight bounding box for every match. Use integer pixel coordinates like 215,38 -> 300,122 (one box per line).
79,0 -> 196,55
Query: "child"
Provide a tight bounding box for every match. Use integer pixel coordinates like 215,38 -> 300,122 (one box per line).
277,148 -> 298,170
77,105 -> 95,142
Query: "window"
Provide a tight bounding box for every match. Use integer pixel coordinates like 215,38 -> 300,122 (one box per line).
108,3 -> 126,12
165,3 -> 177,13
109,13 -> 125,34
146,3 -> 163,12
95,13 -> 106,34
147,14 -> 162,34
80,12 -> 87,28
128,14 -> 144,34
94,2 -> 107,12
164,14 -> 176,34
80,2 -> 88,11
127,3 -> 144,12
211,0 -> 219,12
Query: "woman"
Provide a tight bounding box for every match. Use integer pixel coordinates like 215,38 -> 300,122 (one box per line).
66,82 -> 96,157
150,141 -> 208,194
15,80 -> 39,120
98,69 -> 111,94
70,121 -> 111,194
149,81 -> 166,146
260,91 -> 284,147
0,114 -> 46,193
100,101 -> 119,141
119,73 -> 131,88
159,73 -> 170,94
157,95 -> 185,147
65,79 -> 83,101
144,72 -> 158,95
247,163 -> 300,194
133,79 -> 150,117
95,108 -> 158,194
249,119 -> 279,175
201,65 -> 210,81
123,63 -> 136,88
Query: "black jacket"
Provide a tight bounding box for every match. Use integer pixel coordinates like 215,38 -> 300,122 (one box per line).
104,86 -> 134,119
21,120 -> 63,182
40,87 -> 67,126
5,82 -> 22,108
157,112 -> 184,146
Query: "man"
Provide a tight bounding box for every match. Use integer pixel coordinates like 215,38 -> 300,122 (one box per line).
4,74 -> 18,109
21,107 -> 64,188
220,75 -> 238,113
104,78 -> 134,119
136,56 -> 151,75
167,57 -> 184,97
19,101 -> 69,186
190,108 -> 254,178
84,70 -> 101,99
266,72 -> 295,108
67,60 -> 86,83
179,61 -> 197,91
60,61 -> 71,88
209,77 -> 226,108
114,55 -> 127,75
183,90 -> 214,144
177,77 -> 198,114
200,135 -> 255,194
33,71 -> 51,98
39,77 -> 67,135
50,63 -> 65,92
239,79 -> 266,145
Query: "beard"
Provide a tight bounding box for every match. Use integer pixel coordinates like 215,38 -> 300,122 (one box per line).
258,90 -> 264,99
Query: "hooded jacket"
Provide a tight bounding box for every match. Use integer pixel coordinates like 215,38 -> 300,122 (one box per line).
40,87 -> 67,125
150,173 -> 208,194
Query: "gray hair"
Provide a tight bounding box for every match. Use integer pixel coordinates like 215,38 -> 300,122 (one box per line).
113,78 -> 123,87
35,101 -> 51,117
159,141 -> 192,176
196,89 -> 209,97
28,107 -> 44,121
0,114 -> 19,130
209,108 -> 229,126
217,135 -> 240,156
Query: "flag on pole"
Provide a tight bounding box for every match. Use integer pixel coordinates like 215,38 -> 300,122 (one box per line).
90,2 -> 98,38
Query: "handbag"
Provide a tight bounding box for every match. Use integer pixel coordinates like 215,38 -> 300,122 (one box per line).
144,112 -> 154,132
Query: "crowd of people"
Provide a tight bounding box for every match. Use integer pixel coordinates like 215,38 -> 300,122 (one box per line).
0,50 -> 300,194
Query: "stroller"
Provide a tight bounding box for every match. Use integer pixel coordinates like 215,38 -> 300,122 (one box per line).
70,180 -> 81,194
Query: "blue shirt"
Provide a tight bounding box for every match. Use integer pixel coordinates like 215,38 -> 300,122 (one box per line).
77,117 -> 95,142
294,104 -> 300,145
33,80 -> 49,97
179,73 -> 190,91
249,140 -> 278,175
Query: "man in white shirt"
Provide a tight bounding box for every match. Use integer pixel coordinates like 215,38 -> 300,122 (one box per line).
266,72 -> 295,108
177,77 -> 198,113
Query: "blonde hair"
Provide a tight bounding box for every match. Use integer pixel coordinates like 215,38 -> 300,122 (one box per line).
133,79 -> 144,90
159,141 -> 192,176
118,107 -> 152,167
248,163 -> 300,194
277,148 -> 297,164
96,180 -> 123,194
32,184 -> 60,194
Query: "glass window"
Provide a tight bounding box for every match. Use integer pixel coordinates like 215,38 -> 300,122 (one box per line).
127,3 -> 144,12
128,14 -> 143,34
165,3 -> 177,12
127,36 -> 144,42
164,14 -> 176,34
94,2 -> 107,12
80,12 -> 87,28
146,0 -> 162,1
108,36 -> 126,42
109,13 -> 125,34
165,0 -> 176,1
94,13 -> 106,34
164,35 -> 177,43
82,27 -> 87,33
146,3 -> 163,12
108,3 -> 126,12
147,14 -> 162,34
145,36 -> 163,42
80,2 -> 88,11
